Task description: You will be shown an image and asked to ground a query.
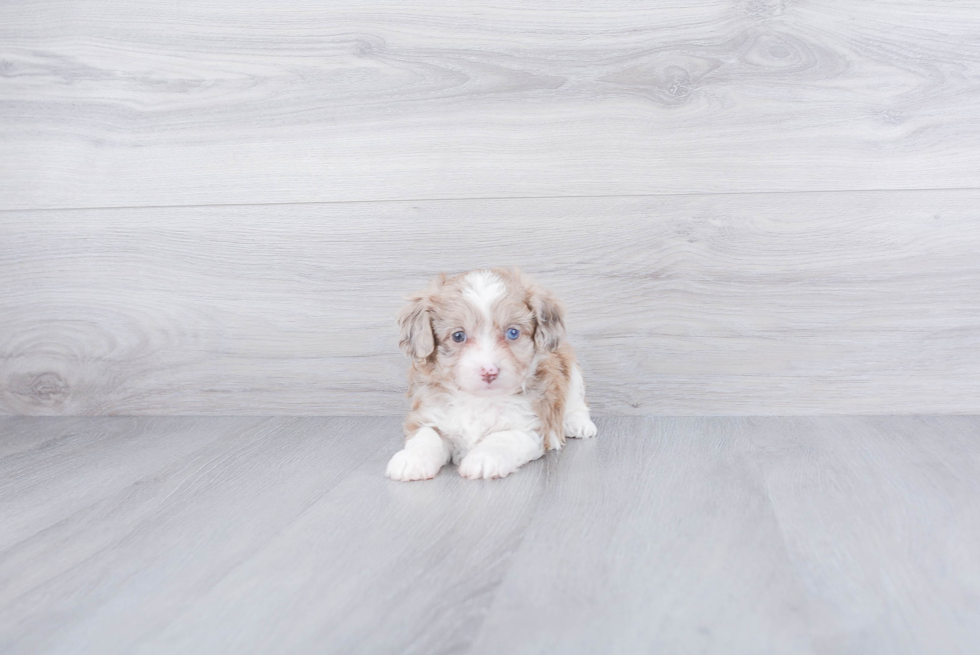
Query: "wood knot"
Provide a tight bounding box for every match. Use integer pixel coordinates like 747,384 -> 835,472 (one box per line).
15,372 -> 71,408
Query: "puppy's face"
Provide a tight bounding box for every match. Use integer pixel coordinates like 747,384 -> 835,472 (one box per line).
399,269 -> 565,396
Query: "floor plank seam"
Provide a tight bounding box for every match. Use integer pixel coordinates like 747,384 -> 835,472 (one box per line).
4,185 -> 980,215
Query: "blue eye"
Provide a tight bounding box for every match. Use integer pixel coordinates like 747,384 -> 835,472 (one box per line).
451,331 -> 466,343
506,328 -> 520,340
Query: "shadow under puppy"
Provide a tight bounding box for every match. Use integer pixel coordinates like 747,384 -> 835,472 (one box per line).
387,268 -> 597,481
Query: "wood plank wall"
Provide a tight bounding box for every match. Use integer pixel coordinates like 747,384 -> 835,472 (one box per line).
1,1 -> 979,415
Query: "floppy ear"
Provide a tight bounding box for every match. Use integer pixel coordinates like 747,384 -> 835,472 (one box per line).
397,292 -> 435,360
528,286 -> 566,352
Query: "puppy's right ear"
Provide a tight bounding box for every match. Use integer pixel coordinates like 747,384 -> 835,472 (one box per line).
397,292 -> 435,360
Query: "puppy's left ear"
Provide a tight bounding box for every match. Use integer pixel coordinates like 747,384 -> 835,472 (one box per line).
528,287 -> 566,352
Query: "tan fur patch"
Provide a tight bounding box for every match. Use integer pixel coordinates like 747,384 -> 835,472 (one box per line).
527,343 -> 574,450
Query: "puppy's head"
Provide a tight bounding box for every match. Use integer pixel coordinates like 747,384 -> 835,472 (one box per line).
398,268 -> 566,395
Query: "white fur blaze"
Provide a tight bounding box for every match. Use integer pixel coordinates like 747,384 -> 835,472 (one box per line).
462,270 -> 505,322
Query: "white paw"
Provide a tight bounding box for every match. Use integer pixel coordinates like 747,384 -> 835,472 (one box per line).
386,449 -> 442,481
564,413 -> 597,439
458,450 -> 518,480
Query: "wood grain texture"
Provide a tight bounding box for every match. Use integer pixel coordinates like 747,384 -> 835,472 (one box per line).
0,417 -> 391,653
2,416 -> 979,654
0,417 -> 265,552
0,416 -> 555,654
469,416 -> 815,655
748,416 -> 980,654
139,428 -> 555,655
2,1 -> 980,209
2,191 -> 978,415
467,416 -> 980,655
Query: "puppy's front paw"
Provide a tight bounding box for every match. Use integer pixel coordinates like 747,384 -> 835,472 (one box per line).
564,413 -> 597,439
458,450 -> 517,480
386,449 -> 441,482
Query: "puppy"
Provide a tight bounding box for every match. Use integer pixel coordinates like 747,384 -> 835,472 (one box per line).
386,268 -> 597,481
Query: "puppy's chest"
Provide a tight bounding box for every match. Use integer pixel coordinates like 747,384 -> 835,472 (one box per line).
434,394 -> 537,453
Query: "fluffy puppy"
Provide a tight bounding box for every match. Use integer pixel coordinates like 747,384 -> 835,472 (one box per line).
386,268 -> 597,481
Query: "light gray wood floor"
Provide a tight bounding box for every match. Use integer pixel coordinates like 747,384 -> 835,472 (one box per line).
1,416 -> 978,654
